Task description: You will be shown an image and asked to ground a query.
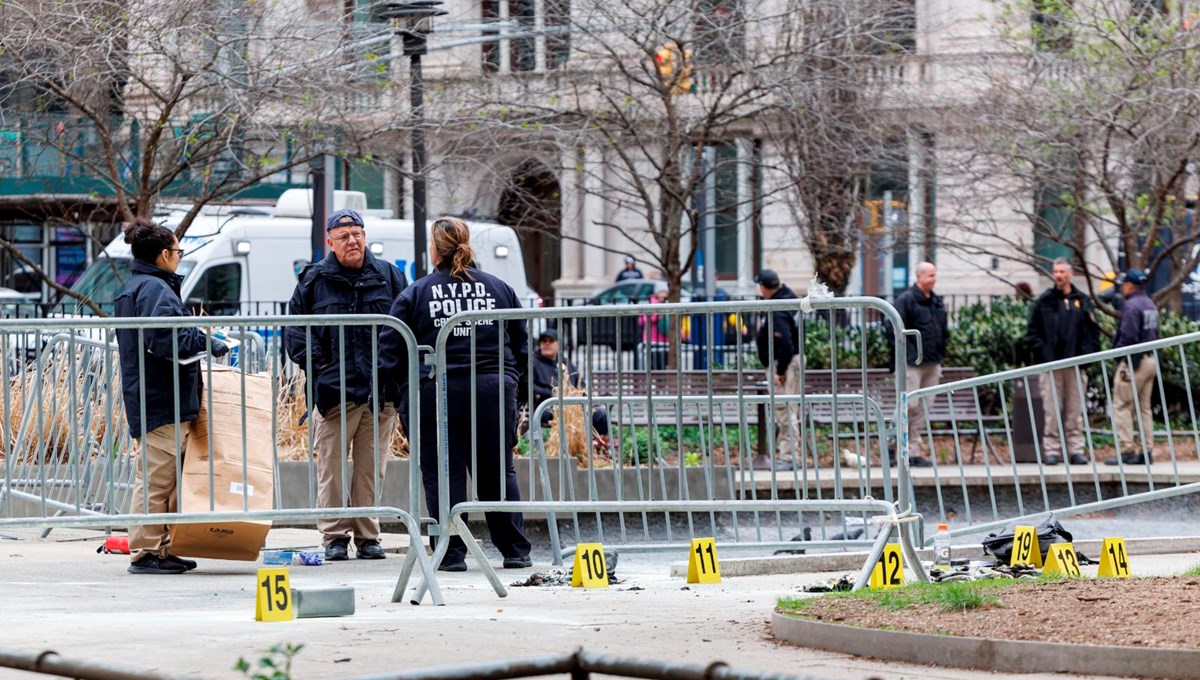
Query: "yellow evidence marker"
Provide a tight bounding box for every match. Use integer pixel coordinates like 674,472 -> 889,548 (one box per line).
687,538 -> 721,584
571,543 -> 609,588
1098,537 -> 1131,578
869,543 -> 904,589
1010,525 -> 1043,567
255,567 -> 294,622
1042,543 -> 1082,577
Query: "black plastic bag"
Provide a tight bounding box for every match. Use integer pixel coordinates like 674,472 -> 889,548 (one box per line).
981,515 -> 1073,564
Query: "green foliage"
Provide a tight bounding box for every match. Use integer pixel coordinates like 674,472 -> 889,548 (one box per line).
944,298 -> 1031,377
235,643 -> 304,680
1181,564 -> 1200,577
616,424 -> 757,464
801,317 -> 891,370
778,580 -> 1006,616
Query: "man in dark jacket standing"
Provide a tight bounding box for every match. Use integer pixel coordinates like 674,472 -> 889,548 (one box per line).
530,328 -> 610,438
754,269 -> 800,470
1107,268 -> 1159,466
285,208 -> 408,561
1024,257 -> 1101,465
893,262 -> 945,468
615,255 -> 644,282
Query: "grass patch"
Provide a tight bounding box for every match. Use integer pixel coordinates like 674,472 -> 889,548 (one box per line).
779,579 -> 1010,616
1182,564 -> 1200,577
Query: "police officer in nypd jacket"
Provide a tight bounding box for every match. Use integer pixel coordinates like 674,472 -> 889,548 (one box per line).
380,216 -> 532,573
285,208 -> 408,562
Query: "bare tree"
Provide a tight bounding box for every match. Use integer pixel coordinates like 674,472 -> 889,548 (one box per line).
762,0 -> 910,296
426,0 -> 802,308
946,0 -> 1200,314
0,0 -> 398,308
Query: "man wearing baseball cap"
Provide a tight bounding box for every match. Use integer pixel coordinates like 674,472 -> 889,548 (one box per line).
1107,268 -> 1159,466
285,208 -> 409,560
754,268 -> 800,470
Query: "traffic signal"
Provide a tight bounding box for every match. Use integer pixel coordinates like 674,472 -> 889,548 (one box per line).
654,45 -> 675,89
653,43 -> 697,95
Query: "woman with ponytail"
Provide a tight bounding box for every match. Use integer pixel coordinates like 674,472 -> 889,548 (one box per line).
114,218 -> 228,575
380,216 -> 532,572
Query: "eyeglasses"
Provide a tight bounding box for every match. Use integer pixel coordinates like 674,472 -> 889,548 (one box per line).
168,248 -> 185,257
329,229 -> 366,243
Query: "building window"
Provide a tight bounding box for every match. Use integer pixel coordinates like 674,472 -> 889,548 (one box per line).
694,141 -> 758,281
1034,185 -> 1077,268
509,0 -> 536,72
545,0 -> 571,69
713,142 -> 739,278
481,0 -> 500,72
480,0 -> 570,73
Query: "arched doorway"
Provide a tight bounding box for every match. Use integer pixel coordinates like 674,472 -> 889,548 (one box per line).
497,160 -> 561,300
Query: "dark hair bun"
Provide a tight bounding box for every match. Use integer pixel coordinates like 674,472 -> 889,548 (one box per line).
122,220 -> 157,245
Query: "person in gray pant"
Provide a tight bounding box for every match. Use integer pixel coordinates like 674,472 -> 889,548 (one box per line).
1107,268 -> 1159,466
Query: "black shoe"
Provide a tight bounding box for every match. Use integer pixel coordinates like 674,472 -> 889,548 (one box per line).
1105,451 -> 1151,466
356,540 -> 386,560
163,554 -> 197,571
503,555 -> 532,569
909,456 -> 934,468
325,537 -> 350,561
1042,454 -> 1063,465
128,554 -> 186,575
1068,454 -> 1090,465
438,559 -> 467,572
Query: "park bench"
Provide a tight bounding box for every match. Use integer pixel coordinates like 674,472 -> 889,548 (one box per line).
583,367 -> 997,435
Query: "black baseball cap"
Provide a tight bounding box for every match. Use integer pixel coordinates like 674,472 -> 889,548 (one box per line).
754,269 -> 780,288
538,328 -> 559,342
1119,268 -> 1149,286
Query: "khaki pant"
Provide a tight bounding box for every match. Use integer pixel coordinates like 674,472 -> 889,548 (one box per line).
1041,368 -> 1087,458
770,355 -> 802,458
129,413 -> 202,563
906,362 -> 943,458
1113,356 -> 1157,455
313,402 -> 397,546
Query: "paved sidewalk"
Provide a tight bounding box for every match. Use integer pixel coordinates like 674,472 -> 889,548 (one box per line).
0,527 -> 1195,679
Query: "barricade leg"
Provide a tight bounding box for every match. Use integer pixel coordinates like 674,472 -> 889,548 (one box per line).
392,512 -> 444,606
454,514 -> 508,598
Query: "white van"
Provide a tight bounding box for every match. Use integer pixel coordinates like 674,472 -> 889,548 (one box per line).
67,190 -> 537,315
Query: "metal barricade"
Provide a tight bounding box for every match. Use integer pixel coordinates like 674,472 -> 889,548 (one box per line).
0,314 -> 440,604
403,296 -> 926,602
906,331 -> 1200,545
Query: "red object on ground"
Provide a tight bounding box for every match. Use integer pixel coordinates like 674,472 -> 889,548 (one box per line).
102,535 -> 129,554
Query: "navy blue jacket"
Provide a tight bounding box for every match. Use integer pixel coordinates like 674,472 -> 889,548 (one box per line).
531,349 -> 582,407
756,284 -> 800,377
894,284 -> 948,365
381,266 -> 528,387
285,251 -> 408,415
114,261 -> 208,438
1025,284 -> 1102,364
1114,290 -> 1159,368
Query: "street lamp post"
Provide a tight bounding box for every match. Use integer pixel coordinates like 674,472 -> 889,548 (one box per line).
382,0 -> 446,280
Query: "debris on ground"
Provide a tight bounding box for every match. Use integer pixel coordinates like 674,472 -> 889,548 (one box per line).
509,568 -> 624,587
802,575 -> 855,593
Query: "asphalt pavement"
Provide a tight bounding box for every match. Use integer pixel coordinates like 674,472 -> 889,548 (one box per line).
0,526 -> 1197,679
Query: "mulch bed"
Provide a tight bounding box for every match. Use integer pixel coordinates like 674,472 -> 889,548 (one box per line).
784,576 -> 1200,650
